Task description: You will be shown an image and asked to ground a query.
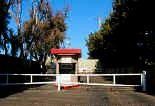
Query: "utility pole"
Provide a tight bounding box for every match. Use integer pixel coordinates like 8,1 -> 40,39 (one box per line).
97,16 -> 102,29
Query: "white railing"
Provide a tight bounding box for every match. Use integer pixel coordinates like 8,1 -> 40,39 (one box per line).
0,71 -> 146,91
72,73 -> 144,87
0,74 -> 57,85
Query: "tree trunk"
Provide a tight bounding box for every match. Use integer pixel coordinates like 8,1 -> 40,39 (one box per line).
4,43 -> 8,55
39,53 -> 48,74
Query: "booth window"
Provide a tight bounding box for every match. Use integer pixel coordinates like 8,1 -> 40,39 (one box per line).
59,63 -> 75,74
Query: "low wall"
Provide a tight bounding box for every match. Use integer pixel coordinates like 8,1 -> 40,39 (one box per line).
78,59 -> 99,73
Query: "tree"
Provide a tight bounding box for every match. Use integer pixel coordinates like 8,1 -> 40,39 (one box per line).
0,0 -> 13,55
0,0 -> 22,56
86,17 -> 113,67
87,0 -> 155,70
23,0 -> 67,72
8,0 -> 23,57
110,0 -> 155,68
0,0 -> 68,73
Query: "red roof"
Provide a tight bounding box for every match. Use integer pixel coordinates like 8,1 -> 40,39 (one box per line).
51,48 -> 81,57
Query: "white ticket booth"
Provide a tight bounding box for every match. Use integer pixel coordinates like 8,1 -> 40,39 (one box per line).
51,48 -> 81,87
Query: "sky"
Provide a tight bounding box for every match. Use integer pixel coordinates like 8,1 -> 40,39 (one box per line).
9,0 -> 113,59
51,0 -> 113,59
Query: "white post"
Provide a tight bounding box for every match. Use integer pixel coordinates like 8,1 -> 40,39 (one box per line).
141,73 -> 143,88
6,74 -> 9,85
113,74 -> 116,85
30,75 -> 33,84
57,74 -> 61,91
142,71 -> 146,91
87,74 -> 89,84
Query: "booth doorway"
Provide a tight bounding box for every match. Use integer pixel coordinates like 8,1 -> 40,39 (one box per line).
59,63 -> 75,74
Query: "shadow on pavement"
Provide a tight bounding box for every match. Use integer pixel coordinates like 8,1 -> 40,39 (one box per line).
0,85 -> 44,98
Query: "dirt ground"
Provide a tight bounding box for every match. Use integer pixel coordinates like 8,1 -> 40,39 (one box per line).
1,84 -> 155,106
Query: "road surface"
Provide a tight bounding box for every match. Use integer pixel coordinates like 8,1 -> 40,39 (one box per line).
0,84 -> 155,106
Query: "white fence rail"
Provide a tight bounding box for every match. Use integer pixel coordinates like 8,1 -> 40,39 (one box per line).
0,71 -> 146,91
0,74 -> 57,85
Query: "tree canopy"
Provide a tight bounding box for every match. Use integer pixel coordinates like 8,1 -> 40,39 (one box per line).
0,0 -> 67,72
86,0 -> 155,69
0,0 -> 12,55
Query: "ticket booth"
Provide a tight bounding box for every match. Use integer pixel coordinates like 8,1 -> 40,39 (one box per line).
51,48 -> 81,87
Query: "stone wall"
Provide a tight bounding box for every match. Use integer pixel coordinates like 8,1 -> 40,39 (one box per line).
78,59 -> 99,73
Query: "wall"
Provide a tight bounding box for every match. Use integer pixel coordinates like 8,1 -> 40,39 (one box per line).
78,59 -> 99,73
